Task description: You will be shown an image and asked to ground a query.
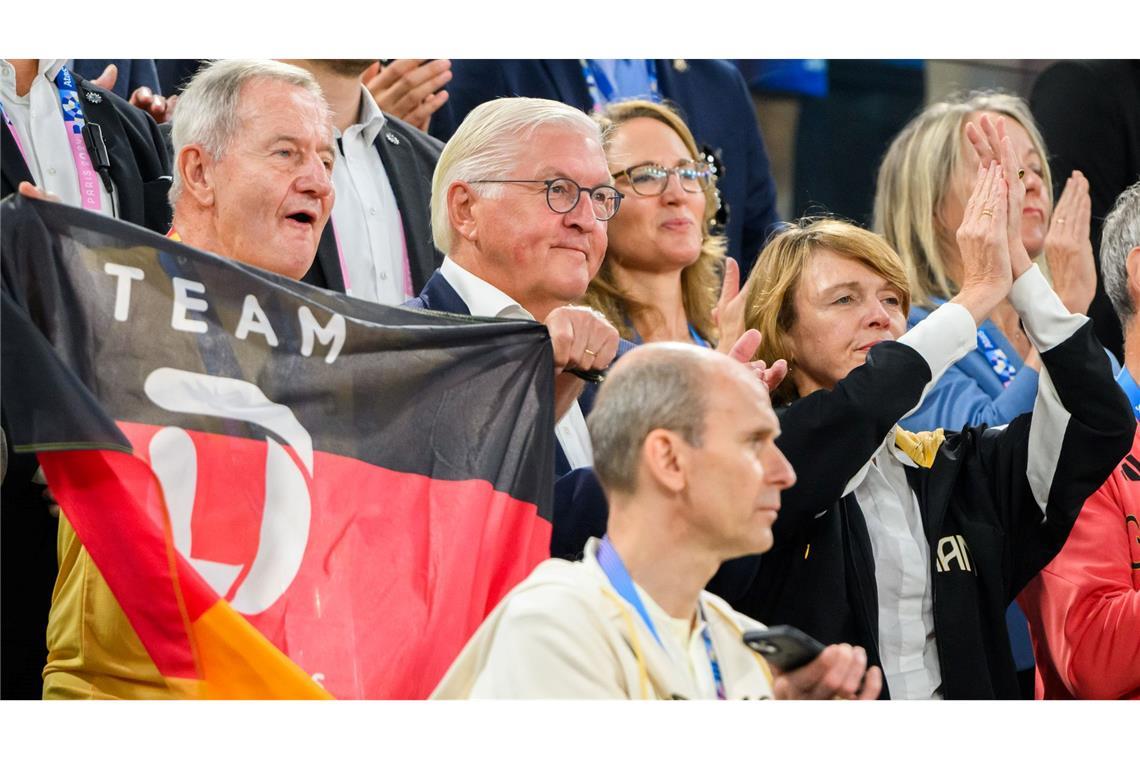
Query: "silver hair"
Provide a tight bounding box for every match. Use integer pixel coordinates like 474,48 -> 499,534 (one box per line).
169,59 -> 329,205
430,97 -> 603,255
1100,180 -> 1140,329
587,344 -> 708,494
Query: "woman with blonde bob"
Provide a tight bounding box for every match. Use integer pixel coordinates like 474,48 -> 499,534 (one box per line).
580,99 -> 727,347
714,162 -> 1133,699
874,91 -> 1100,432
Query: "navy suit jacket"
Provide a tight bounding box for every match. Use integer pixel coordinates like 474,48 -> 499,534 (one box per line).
303,114 -> 444,297
406,269 -> 633,558
429,59 -> 781,274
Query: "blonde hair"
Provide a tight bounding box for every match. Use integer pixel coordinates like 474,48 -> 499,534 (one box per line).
580,99 -> 727,344
873,91 -> 1052,306
430,97 -> 602,255
743,218 -> 911,405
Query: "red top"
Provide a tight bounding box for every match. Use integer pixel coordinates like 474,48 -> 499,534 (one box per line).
1019,428 -> 1140,699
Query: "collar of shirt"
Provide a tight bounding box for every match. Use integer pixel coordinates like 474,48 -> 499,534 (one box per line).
843,427 -> 920,496
0,59 -> 66,103
334,85 -> 387,148
440,256 -> 534,321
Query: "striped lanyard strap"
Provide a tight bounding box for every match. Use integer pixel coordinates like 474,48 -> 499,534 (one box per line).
596,536 -> 726,699
0,67 -> 102,212
976,325 -> 1017,387
579,60 -> 659,112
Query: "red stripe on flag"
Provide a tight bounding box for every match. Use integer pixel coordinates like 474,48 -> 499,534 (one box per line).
100,421 -> 550,698
38,449 -> 201,680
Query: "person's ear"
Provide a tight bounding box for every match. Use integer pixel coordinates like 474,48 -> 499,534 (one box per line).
177,144 -> 216,207
447,181 -> 479,244
642,429 -> 689,494
1125,246 -> 1140,314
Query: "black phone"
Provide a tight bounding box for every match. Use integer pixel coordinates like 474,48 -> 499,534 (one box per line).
742,625 -> 825,671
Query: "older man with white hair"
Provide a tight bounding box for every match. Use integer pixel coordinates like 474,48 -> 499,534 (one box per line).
406,97 -> 624,558
42,59 -> 336,699
1020,179 -> 1140,700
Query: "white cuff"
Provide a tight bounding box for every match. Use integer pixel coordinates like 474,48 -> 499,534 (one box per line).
1008,264 -> 1088,352
899,301 -> 977,385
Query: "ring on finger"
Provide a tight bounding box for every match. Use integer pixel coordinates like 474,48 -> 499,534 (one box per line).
980,208 -> 994,217
583,348 -> 597,357
1056,217 -> 1066,225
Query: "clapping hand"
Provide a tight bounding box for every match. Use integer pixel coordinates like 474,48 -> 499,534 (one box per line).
713,258 -> 787,392
1044,171 -> 1096,314
951,161 -> 1013,324
362,59 -> 451,133
965,114 -> 1030,277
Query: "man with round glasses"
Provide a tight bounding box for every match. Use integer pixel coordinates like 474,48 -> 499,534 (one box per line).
406,97 -> 628,558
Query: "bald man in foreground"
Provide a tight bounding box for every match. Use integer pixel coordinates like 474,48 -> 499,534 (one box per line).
432,343 -> 882,699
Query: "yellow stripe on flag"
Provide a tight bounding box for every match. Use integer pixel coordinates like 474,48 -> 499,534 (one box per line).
191,600 -> 333,699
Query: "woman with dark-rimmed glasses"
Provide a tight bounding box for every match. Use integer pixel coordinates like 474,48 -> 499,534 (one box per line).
581,100 -> 728,348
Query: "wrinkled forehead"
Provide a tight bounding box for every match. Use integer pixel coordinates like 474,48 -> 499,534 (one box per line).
235,78 -> 333,137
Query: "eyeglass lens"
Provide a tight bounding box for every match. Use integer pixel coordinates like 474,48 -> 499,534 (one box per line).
626,163 -> 710,195
546,178 -> 621,220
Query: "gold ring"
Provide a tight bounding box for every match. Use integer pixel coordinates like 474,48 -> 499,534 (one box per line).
980,209 -> 994,217
1056,218 -> 1066,225
1017,169 -> 1025,179
584,348 -> 597,357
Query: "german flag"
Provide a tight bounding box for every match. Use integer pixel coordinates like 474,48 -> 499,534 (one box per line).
1,196 -> 554,699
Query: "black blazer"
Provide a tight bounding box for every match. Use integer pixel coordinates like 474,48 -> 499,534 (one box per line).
303,114 -> 443,296
1,71 -> 172,233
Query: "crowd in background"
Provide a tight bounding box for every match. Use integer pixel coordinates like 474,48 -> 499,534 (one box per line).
2,57 -> 1138,701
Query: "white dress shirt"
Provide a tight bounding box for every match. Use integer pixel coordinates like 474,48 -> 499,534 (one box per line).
329,86 -> 411,305
439,257 -> 594,469
1,58 -> 116,215
845,300 -> 977,700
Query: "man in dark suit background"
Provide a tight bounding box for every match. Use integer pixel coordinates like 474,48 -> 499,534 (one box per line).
428,59 -> 781,275
288,60 -> 443,304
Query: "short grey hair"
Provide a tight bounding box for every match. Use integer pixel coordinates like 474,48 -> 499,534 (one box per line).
1100,180 -> 1140,329
587,343 -> 709,494
430,97 -> 603,255
169,59 -> 329,205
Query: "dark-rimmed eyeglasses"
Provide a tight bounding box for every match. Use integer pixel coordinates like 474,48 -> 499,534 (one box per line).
611,161 -> 712,197
468,178 -> 624,221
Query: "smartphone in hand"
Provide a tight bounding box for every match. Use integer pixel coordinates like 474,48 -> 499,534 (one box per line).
743,625 -> 825,671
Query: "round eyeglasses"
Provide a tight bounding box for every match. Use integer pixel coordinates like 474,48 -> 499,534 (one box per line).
468,178 -> 624,221
611,161 -> 712,197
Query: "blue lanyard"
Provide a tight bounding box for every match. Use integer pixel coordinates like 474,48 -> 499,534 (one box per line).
697,607 -> 727,699
976,326 -> 1017,387
596,536 -> 664,648
596,536 -> 726,699
579,59 -> 660,111
1116,367 -> 1140,422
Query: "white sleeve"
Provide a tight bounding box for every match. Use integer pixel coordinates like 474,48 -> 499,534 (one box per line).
1008,264 -> 1090,514
1008,264 -> 1089,351
896,301 -> 977,419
